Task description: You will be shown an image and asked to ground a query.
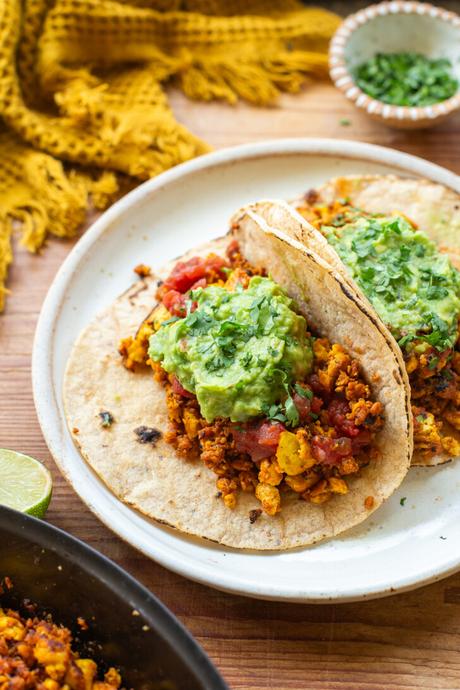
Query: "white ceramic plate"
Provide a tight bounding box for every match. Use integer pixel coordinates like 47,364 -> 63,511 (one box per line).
33,139 -> 460,602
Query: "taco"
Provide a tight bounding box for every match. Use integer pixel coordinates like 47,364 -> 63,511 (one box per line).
64,208 -> 411,549
255,174 -> 459,467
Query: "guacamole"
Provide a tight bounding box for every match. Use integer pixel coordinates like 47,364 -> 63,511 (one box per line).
148,276 -> 313,422
323,215 -> 460,352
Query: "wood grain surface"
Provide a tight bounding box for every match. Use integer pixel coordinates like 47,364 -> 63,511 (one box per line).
2,82 -> 460,690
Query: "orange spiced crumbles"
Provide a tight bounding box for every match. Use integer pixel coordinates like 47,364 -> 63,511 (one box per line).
0,607 -> 122,690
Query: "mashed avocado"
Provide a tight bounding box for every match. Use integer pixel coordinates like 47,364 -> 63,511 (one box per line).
323,215 -> 460,352
148,276 -> 313,422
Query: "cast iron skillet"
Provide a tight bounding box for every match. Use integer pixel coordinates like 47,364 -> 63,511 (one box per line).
0,505 -> 228,690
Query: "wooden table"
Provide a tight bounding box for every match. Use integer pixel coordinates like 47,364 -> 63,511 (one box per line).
3,84 -> 460,690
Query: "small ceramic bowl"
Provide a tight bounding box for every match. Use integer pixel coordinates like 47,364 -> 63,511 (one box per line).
329,1 -> 460,128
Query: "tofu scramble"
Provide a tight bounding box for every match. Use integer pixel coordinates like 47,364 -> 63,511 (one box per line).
120,241 -> 384,516
0,607 -> 122,690
297,193 -> 460,461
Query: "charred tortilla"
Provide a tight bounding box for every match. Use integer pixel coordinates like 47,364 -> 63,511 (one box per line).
64,214 -> 411,550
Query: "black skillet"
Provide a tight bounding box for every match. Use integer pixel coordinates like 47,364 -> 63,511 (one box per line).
0,505 -> 228,690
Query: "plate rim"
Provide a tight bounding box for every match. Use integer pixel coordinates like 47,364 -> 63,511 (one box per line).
32,138 -> 460,602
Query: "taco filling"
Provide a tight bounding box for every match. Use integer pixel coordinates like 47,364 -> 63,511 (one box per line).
296,196 -> 460,461
120,241 -> 384,515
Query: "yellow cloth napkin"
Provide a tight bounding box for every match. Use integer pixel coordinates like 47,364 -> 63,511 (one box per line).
0,0 -> 340,310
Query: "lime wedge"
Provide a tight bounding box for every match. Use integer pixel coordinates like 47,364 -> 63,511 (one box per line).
0,449 -> 52,518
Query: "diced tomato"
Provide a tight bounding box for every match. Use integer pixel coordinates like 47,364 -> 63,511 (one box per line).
327,398 -> 349,423
257,421 -> 285,447
293,392 -> 311,420
190,277 -> 207,291
233,421 -> 285,461
171,375 -> 195,399
327,398 -> 360,438
308,373 -> 329,397
163,255 -> 227,294
311,397 -> 323,414
162,290 -> 186,316
226,239 -> 240,258
351,430 -> 373,453
311,435 -> 352,466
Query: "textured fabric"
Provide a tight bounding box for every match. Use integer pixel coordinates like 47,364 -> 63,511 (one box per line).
0,0 -> 340,310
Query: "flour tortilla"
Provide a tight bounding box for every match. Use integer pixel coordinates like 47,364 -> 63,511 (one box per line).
64,216 -> 411,550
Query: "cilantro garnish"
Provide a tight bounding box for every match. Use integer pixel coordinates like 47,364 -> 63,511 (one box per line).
400,497 -> 407,506
262,378 -> 309,429
263,396 -> 299,428
262,403 -> 288,425
426,286 -> 448,300
397,334 -> 414,349
148,276 -> 313,422
160,316 -> 180,328
284,394 -> 300,428
325,214 -> 460,353
240,352 -> 253,369
294,383 -> 313,400
185,310 -> 214,336
354,52 -> 458,107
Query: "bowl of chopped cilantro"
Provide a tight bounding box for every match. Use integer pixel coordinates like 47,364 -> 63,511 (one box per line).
329,1 -> 460,128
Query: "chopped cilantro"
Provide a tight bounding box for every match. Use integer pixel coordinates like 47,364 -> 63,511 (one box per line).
263,394 -> 299,428
354,52 -> 458,107
428,356 -> 439,370
400,497 -> 407,506
284,393 -> 300,428
324,214 -> 460,353
426,286 -> 448,300
186,310 -> 214,336
262,402 -> 288,425
294,383 -> 313,400
400,245 -> 411,261
339,118 -> 351,126
149,276 -> 313,422
160,316 -> 180,328
240,352 -> 253,369
360,266 -> 376,282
